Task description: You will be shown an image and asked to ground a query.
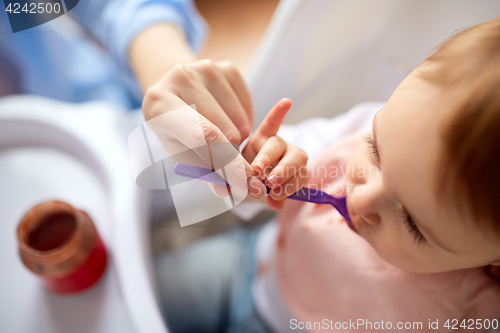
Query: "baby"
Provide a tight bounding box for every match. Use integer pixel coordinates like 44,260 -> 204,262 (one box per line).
155,17 -> 500,333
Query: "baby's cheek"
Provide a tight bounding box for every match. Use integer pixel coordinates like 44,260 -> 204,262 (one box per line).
369,231 -> 426,272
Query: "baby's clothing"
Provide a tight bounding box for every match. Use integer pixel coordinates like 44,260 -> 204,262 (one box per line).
248,103 -> 500,332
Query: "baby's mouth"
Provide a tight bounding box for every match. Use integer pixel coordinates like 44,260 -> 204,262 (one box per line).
344,195 -> 359,234
346,216 -> 358,234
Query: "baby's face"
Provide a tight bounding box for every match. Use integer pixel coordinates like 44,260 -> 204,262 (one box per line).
346,64 -> 500,273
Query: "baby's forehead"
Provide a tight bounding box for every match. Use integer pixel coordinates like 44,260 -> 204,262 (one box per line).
375,73 -> 471,219
379,17 -> 500,262
404,67 -> 500,247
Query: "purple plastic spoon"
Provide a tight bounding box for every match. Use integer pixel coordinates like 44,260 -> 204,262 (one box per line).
174,163 -> 351,222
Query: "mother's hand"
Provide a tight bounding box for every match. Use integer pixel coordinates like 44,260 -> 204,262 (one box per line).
142,59 -> 266,197
143,59 -> 253,145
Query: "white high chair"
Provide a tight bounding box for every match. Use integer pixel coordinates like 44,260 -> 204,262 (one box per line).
0,96 -> 165,333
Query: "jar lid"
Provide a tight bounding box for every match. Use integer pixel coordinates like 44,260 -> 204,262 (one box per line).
17,201 -> 97,278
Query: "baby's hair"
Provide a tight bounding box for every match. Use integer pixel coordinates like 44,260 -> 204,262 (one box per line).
421,17 -> 500,238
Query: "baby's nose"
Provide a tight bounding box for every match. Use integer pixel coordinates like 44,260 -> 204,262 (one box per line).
348,184 -> 383,225
349,163 -> 368,185
363,213 -> 381,225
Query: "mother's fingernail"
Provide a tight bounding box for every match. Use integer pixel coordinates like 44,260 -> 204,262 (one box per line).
248,176 -> 265,198
252,160 -> 265,175
267,174 -> 279,186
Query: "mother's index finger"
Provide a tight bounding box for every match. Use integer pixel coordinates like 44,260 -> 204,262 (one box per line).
255,98 -> 292,138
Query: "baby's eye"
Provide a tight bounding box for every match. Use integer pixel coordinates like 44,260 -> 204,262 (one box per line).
364,134 -> 380,164
401,208 -> 426,245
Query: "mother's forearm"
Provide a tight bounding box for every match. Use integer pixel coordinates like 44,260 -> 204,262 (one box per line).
129,23 -> 197,92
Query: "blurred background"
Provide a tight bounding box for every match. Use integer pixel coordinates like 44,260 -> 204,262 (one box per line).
195,0 -> 280,73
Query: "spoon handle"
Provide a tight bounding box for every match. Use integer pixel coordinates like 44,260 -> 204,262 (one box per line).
174,163 -> 350,221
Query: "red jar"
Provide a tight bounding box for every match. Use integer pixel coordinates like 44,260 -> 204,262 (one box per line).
17,201 -> 108,294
